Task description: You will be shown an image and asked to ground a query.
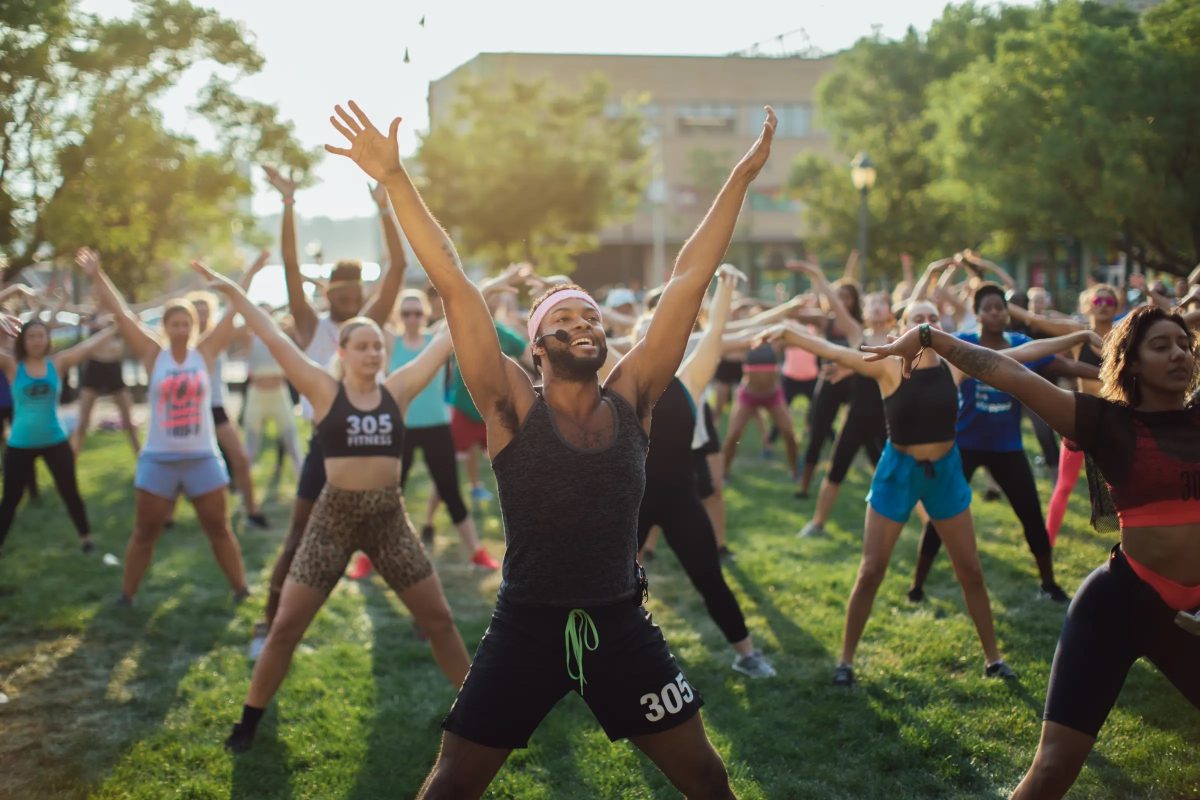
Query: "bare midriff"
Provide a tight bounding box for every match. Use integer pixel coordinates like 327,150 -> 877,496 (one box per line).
1122,523 -> 1200,586
326,456 -> 402,491
891,439 -> 955,463
251,375 -> 286,390
743,371 -> 778,394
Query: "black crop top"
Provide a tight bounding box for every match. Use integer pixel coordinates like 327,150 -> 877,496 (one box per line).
883,361 -> 959,445
1078,341 -> 1102,368
743,342 -> 778,367
316,383 -> 405,459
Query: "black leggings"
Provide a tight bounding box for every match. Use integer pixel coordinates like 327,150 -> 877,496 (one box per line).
921,448 -> 1051,558
400,425 -> 468,524
769,377 -> 818,444
827,414 -> 886,484
803,376 -> 852,470
1026,405 -> 1060,468
0,407 -> 39,498
638,480 -> 749,644
1044,546 -> 1200,735
0,441 -> 89,547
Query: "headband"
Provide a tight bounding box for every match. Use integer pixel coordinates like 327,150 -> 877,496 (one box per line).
527,289 -> 602,342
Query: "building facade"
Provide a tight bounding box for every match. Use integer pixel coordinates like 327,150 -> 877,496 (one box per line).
428,52 -> 839,291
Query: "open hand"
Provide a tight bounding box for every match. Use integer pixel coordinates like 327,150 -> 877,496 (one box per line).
325,101 -> 403,182
785,259 -> 824,281
733,106 -> 777,182
369,181 -> 390,209
190,260 -> 238,297
0,313 -> 20,338
717,264 -> 748,284
262,165 -> 297,198
860,326 -> 925,377
74,247 -> 101,277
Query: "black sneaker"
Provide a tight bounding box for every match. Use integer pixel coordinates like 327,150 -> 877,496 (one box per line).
984,488 -> 1002,502
114,593 -> 134,608
718,546 -> 735,563
233,587 -> 251,605
420,525 -> 435,548
224,723 -> 256,753
245,513 -> 270,530
984,659 -> 1017,680
832,663 -> 855,686
906,586 -> 925,603
80,539 -> 95,554
793,488 -> 810,500
1039,583 -> 1070,603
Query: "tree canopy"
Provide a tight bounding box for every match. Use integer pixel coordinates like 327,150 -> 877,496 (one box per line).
416,76 -> 647,272
1,0 -> 315,294
790,0 -> 1200,282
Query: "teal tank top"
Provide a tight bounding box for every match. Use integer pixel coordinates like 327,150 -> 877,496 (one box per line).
9,362 -> 68,448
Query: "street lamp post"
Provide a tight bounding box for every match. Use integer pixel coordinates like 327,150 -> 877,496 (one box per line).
850,151 -> 876,276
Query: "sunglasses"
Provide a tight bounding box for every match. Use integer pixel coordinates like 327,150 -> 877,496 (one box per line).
400,310 -> 425,318
1092,296 -> 1117,307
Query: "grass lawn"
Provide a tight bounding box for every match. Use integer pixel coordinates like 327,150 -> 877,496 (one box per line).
0,420 -> 1197,799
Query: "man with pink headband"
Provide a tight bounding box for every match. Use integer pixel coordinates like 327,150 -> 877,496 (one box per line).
325,97 -> 776,798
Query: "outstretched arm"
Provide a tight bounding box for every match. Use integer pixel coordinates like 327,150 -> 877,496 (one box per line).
360,183 -> 407,326
862,325 -> 1077,439
1001,329 -> 1102,365
190,261 -> 336,414
324,101 -> 528,440
385,326 -> 453,411
53,324 -> 119,372
678,265 -> 742,401
773,321 -> 889,382
616,107 -> 777,415
1006,302 -> 1085,337
73,248 -> 161,367
264,165 -> 317,347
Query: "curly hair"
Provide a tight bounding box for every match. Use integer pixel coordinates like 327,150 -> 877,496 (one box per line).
1098,305 -> 1199,407
972,282 -> 1006,314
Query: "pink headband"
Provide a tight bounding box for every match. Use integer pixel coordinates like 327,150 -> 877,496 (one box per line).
527,289 -> 602,342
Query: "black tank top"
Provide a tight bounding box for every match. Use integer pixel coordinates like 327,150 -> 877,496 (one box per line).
821,317 -> 849,368
884,361 -> 958,445
492,388 -> 648,607
645,378 -> 697,488
848,373 -> 884,418
1079,341 -> 1102,367
316,384 -> 405,459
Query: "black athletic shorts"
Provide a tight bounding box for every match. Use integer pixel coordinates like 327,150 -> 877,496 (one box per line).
692,450 -> 716,499
296,433 -> 326,502
697,401 -> 720,455
443,597 -> 703,749
714,359 -> 743,385
212,406 -> 230,426
81,360 -> 125,395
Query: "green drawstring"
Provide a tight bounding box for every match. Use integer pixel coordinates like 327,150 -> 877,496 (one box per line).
564,609 -> 599,694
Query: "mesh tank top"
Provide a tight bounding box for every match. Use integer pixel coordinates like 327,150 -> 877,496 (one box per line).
492,388 -> 648,607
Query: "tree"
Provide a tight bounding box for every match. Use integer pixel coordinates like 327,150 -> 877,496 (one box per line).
0,0 -> 315,293
416,76 -> 647,272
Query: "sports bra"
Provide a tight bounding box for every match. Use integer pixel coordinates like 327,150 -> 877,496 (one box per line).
1071,393 -> 1200,529
316,383 -> 405,459
743,342 -> 778,373
1078,341 -> 1102,368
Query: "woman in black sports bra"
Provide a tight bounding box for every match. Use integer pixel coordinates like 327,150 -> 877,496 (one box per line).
192,264 -> 471,753
1009,283 -> 1118,544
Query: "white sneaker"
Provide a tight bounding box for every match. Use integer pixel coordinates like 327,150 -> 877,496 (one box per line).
732,650 -> 776,678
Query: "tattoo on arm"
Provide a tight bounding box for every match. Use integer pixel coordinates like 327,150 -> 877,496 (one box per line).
945,342 -> 1002,378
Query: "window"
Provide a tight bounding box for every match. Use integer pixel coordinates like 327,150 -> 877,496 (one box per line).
745,103 -> 812,137
677,103 -> 737,135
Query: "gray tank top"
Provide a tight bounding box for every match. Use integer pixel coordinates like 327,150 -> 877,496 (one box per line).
492,388 -> 648,607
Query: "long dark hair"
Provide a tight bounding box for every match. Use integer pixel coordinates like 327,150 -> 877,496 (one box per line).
14,320 -> 50,361
831,278 -> 864,324
1099,305 -> 1199,407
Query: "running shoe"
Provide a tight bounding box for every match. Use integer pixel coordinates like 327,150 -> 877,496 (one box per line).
245,512 -> 270,530
732,650 -> 776,678
793,488 -> 810,500
906,586 -> 926,603
984,659 -> 1017,680
718,545 -> 735,564
420,524 -> 435,548
248,622 -> 269,661
224,723 -> 255,753
984,488 -> 1002,502
1039,582 -> 1070,603
470,548 -> 500,571
347,554 -> 374,580
80,539 -> 95,554
233,587 -> 251,605
832,663 -> 855,686
114,593 -> 134,608
469,485 -> 494,503
799,520 -> 825,538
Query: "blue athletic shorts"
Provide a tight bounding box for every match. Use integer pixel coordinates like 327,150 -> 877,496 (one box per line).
134,452 -> 229,500
866,442 -> 972,523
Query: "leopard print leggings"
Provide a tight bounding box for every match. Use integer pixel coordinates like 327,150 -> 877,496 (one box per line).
288,484 -> 433,595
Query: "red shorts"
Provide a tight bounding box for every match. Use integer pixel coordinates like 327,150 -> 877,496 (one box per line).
451,408 -> 488,453
736,385 -> 784,410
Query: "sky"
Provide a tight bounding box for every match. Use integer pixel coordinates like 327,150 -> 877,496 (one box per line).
82,0 -> 1035,221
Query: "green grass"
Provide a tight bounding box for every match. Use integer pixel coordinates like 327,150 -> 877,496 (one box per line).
1,419 -> 1197,799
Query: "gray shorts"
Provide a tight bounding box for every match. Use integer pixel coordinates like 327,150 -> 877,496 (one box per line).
134,453 -> 229,499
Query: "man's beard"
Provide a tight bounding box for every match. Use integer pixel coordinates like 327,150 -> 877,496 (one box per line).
544,341 -> 608,381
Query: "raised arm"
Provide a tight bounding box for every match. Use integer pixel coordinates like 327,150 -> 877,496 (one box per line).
385,326 -> 453,410
615,107 -> 777,414
1006,302 -> 1085,337
190,261 -> 336,413
897,257 -> 954,312
239,248 -> 271,291
789,258 -> 863,346
324,101 -> 529,434
73,248 -> 160,367
963,249 -> 1015,289
862,325 -> 1077,439
726,296 -> 805,331
264,165 -> 317,346
678,265 -> 741,401
53,324 -> 119,372
196,302 -> 240,366
1001,329 -> 1103,365
359,183 -> 408,326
